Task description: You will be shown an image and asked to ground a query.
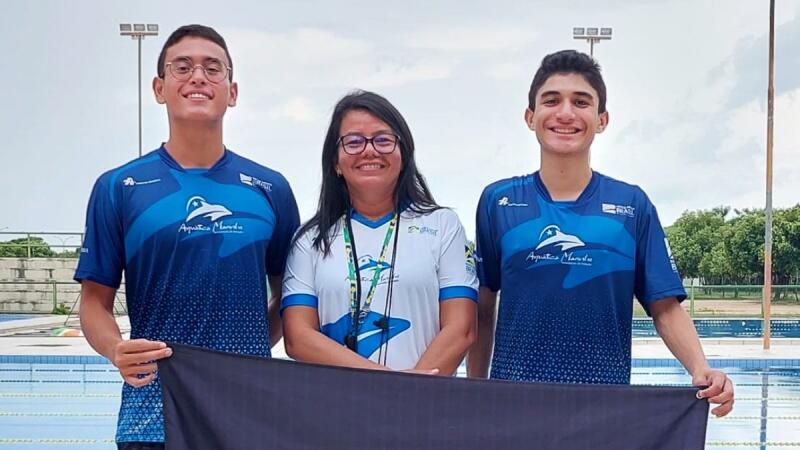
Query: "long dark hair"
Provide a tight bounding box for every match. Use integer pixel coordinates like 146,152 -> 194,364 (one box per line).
297,90 -> 440,256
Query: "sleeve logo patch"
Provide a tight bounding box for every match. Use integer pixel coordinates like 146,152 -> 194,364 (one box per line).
602,203 -> 635,217
239,173 -> 272,192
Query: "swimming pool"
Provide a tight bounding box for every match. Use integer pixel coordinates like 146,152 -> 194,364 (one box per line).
0,357 -> 798,449
0,315 -> 37,324
633,318 -> 800,338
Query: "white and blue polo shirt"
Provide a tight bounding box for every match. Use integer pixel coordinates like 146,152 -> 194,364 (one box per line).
282,207 -> 478,370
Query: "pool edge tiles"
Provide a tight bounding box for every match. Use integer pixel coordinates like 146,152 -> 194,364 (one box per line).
632,358 -> 800,368
0,355 -> 109,364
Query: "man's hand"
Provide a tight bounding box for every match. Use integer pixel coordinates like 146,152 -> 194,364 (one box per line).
692,368 -> 734,417
110,339 -> 172,387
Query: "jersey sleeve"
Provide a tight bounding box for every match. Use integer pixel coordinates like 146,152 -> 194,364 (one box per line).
436,210 -> 479,302
634,192 -> 687,311
74,175 -> 124,289
266,176 -> 301,278
280,230 -> 319,311
475,185 -> 501,292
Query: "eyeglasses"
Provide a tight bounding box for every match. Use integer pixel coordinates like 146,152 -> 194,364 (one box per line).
338,133 -> 400,155
164,57 -> 231,83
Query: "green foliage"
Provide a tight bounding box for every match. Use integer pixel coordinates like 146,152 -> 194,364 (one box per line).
55,247 -> 81,258
0,237 -> 56,257
665,206 -> 728,279
773,205 -> 800,285
52,303 -> 70,315
667,205 -> 800,285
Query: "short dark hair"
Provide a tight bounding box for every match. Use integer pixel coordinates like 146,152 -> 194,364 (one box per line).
297,90 -> 440,256
157,24 -> 233,81
528,49 -> 606,113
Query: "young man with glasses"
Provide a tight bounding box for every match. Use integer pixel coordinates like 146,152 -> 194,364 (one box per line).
467,50 -> 734,417
75,24 -> 300,449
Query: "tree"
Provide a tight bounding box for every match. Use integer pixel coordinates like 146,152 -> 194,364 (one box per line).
723,210 -> 764,284
0,237 -> 56,257
773,205 -> 800,286
666,204 -> 800,300
665,207 -> 728,279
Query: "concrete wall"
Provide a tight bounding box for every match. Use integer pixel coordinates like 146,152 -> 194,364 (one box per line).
0,258 -> 126,313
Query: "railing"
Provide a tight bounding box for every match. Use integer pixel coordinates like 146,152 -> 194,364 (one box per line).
684,284 -> 800,316
0,280 -> 127,316
0,257 -> 797,319
634,284 -> 800,318
0,231 -> 84,258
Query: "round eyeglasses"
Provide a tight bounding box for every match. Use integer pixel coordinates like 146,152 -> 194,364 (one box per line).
338,133 -> 400,155
164,57 -> 231,83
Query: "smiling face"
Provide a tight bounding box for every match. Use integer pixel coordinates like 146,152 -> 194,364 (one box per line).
152,36 -> 238,125
525,72 -> 609,157
335,109 -> 403,200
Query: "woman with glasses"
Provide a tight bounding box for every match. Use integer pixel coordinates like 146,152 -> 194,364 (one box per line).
281,90 -> 477,375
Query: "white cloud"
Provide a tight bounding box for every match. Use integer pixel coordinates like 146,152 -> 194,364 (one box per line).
229,28 -> 374,65
487,62 -> 526,80
598,79 -> 800,226
267,97 -> 320,123
772,89 -> 800,208
402,25 -> 538,52
348,61 -> 451,89
2,0 -> 799,235
227,28 -> 452,97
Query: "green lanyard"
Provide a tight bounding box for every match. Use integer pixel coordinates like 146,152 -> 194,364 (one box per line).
342,211 -> 398,350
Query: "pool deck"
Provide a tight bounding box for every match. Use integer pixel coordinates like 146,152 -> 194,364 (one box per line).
0,315 -> 797,360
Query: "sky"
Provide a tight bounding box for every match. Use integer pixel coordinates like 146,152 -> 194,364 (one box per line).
1,0 -> 798,240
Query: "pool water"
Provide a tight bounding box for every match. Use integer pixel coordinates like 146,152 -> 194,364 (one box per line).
632,318 -> 800,338
0,362 -> 798,449
0,315 -> 37,324
631,367 -> 800,449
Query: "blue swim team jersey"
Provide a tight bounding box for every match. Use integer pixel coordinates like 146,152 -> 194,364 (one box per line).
475,171 -> 685,385
74,145 -> 300,442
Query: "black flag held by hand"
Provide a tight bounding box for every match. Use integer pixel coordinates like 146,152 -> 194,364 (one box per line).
159,343 -> 708,450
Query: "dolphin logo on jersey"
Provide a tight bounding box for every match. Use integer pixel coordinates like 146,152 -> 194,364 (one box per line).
126,169 -> 272,261
358,254 -> 392,276
535,225 -> 585,252
501,197 -> 636,289
184,196 -> 233,223
321,311 -> 411,358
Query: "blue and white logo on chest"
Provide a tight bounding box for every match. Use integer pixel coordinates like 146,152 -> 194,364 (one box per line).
498,197 -> 636,288
536,225 -> 585,251
527,225 -> 593,267
355,254 -> 397,285
178,196 -> 244,235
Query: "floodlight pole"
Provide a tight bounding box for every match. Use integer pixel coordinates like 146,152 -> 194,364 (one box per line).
572,27 -> 612,59
137,36 -> 142,158
763,0 -> 775,350
120,24 -> 159,158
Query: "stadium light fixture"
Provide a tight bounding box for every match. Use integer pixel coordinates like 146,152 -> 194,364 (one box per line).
573,26 -> 612,58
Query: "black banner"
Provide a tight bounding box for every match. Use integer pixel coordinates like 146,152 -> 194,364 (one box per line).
159,343 -> 708,450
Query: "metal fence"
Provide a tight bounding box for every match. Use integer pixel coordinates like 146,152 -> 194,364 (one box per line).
684,284 -> 799,316
0,231 -> 83,258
